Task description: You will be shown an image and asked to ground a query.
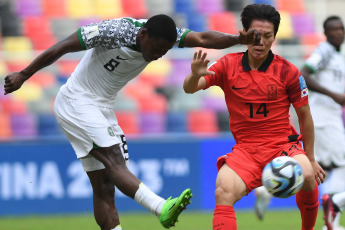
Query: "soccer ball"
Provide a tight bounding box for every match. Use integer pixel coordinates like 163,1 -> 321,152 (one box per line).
262,156 -> 304,198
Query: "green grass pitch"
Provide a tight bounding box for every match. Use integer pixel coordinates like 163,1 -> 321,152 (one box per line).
0,209 -> 342,230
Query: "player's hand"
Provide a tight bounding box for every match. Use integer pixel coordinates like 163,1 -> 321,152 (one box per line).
238,29 -> 261,46
4,72 -> 27,95
310,160 -> 326,184
191,50 -> 215,77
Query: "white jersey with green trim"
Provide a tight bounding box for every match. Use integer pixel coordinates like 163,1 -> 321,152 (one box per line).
60,17 -> 190,108
304,41 -> 345,127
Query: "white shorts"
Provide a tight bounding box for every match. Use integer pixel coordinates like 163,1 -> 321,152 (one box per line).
314,124 -> 345,168
54,92 -> 129,172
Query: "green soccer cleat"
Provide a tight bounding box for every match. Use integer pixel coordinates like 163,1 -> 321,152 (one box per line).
159,188 -> 193,229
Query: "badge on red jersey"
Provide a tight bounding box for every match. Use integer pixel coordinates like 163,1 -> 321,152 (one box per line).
299,75 -> 308,98
301,88 -> 308,98
267,84 -> 277,100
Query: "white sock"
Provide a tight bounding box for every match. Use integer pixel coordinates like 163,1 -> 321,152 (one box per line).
111,225 -> 122,230
134,183 -> 165,217
333,191 -> 345,209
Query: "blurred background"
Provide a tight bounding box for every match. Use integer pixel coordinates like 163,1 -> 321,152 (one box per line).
1,0 -> 345,140
0,0 -> 344,228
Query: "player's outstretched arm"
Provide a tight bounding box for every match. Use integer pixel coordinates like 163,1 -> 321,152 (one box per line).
183,29 -> 260,49
183,50 -> 214,94
4,32 -> 83,95
295,104 -> 326,184
301,65 -> 345,106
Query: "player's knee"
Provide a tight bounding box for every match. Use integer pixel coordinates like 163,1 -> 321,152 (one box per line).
302,168 -> 316,191
214,186 -> 238,205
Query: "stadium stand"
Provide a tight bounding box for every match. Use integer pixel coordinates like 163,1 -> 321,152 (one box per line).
95,0 -> 124,19
0,112 -> 13,139
208,12 -> 238,34
121,0 -> 148,18
42,0 -> 67,18
291,12 -> 316,36
1,0 -> 343,139
275,12 -> 294,40
10,113 -> 37,137
1,97 -> 28,115
166,111 -> 188,133
37,113 -> 62,136
187,109 -> 219,134
115,111 -> 140,135
276,0 -> 305,13
196,0 -> 224,14
140,112 -> 167,133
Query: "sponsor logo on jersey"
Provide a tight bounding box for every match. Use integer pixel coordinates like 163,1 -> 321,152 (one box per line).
116,55 -> 128,60
267,84 -> 277,100
232,85 -> 244,90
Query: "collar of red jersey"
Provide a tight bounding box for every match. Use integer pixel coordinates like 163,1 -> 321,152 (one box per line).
242,50 -> 274,72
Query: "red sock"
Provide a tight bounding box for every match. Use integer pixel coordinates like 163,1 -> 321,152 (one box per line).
213,205 -> 236,230
296,183 -> 319,230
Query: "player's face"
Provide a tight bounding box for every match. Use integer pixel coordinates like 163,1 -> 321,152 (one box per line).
246,20 -> 275,62
325,19 -> 344,48
139,30 -> 175,62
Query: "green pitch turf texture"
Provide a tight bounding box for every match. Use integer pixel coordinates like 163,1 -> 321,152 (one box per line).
0,210 -> 343,230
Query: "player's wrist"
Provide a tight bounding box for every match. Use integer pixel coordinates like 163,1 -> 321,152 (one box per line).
234,35 -> 241,45
20,69 -> 33,80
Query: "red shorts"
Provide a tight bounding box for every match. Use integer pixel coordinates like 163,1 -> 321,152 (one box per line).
216,141 -> 306,194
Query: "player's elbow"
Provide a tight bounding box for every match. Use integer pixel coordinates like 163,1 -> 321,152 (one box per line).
183,84 -> 198,94
183,87 -> 194,94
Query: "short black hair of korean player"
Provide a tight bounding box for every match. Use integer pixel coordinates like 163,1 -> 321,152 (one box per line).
241,4 -> 281,36
143,14 -> 177,43
323,15 -> 342,31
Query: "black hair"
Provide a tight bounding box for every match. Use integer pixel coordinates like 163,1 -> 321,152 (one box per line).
143,14 -> 177,42
323,16 -> 342,31
241,4 -> 281,36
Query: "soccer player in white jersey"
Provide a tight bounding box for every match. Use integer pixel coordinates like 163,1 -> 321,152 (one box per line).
302,16 -> 345,230
254,16 -> 345,230
4,14 -> 260,230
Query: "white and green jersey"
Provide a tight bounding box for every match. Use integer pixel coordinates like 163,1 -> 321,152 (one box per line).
304,41 -> 345,127
60,17 -> 190,108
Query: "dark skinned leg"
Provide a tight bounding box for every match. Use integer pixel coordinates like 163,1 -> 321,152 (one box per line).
87,169 -> 119,230
89,144 -> 141,199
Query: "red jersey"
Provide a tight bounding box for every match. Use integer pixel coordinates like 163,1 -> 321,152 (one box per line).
205,51 -> 308,145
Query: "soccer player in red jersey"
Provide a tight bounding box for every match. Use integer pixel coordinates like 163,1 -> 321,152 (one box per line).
183,4 -> 326,230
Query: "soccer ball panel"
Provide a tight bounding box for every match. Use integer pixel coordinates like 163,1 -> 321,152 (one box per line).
262,156 -> 304,198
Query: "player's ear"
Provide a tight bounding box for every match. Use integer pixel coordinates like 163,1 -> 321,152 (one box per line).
140,28 -> 148,38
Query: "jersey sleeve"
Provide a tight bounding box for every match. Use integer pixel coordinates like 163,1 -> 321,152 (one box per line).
77,18 -> 142,50
204,57 -> 226,90
286,68 -> 309,109
304,42 -> 333,73
176,28 -> 191,48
